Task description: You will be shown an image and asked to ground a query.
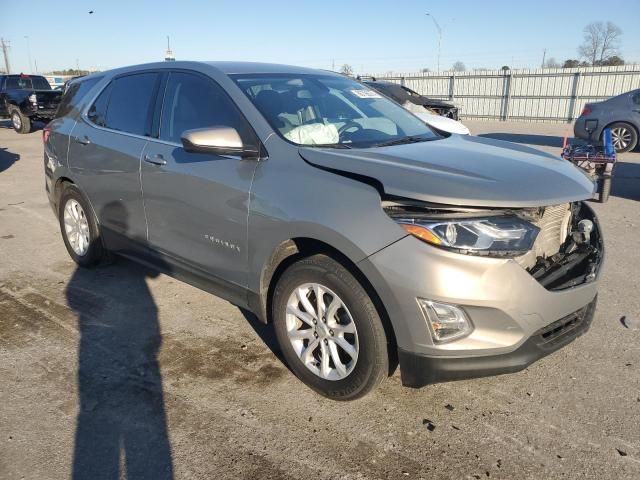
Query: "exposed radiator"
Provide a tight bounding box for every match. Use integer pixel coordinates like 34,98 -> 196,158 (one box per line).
516,203 -> 572,269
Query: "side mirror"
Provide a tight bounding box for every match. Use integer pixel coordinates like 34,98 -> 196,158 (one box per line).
181,127 -> 259,158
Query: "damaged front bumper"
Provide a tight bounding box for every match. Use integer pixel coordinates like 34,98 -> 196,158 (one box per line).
399,296 -> 597,387
358,201 -> 603,388
527,202 -> 603,290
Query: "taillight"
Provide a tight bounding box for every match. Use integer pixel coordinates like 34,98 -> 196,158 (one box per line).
581,106 -> 592,116
42,126 -> 51,144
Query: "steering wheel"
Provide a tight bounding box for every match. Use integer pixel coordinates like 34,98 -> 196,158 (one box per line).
338,120 -> 363,138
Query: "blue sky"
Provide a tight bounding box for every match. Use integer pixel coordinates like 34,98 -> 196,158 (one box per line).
2,0 -> 639,74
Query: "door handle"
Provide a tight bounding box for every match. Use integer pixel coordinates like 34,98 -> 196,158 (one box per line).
73,135 -> 91,145
143,154 -> 167,166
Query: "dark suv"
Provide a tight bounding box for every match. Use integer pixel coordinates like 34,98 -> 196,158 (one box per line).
44,62 -> 602,400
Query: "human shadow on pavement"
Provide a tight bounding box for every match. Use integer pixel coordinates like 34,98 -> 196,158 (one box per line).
0,147 -> 20,173
67,202 -> 174,480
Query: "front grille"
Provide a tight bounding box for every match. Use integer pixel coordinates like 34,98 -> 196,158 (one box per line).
516,203 -> 571,270
533,297 -> 596,350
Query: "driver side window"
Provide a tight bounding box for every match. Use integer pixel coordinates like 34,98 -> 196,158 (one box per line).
159,72 -> 253,145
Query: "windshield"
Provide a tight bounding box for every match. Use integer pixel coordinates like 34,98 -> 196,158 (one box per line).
232,74 -> 438,148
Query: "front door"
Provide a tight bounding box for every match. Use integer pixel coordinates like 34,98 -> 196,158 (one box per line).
141,71 -> 259,288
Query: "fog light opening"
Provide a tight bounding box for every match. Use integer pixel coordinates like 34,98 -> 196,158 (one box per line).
418,299 -> 473,343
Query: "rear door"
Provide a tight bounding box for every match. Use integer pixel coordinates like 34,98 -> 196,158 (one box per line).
68,71 -> 160,249
141,70 -> 259,288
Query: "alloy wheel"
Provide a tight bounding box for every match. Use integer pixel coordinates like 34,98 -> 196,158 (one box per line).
11,112 -> 21,131
611,127 -> 632,151
285,283 -> 359,380
63,199 -> 90,256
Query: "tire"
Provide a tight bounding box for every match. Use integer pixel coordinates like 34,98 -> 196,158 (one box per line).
272,254 -> 388,400
598,176 -> 611,203
607,122 -> 637,153
10,108 -> 31,134
58,184 -> 107,267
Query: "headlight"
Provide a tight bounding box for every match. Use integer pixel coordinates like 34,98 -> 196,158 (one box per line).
396,215 -> 539,256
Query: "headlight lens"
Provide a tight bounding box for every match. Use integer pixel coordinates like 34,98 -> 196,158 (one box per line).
397,216 -> 539,256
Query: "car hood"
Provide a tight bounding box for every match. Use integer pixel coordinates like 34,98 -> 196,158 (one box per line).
299,135 -> 595,208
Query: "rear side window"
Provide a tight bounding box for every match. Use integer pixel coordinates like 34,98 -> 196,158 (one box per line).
6,76 -> 30,89
159,71 -> 253,144
88,72 -> 159,136
55,77 -> 102,119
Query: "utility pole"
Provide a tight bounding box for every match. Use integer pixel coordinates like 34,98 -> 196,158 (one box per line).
1,38 -> 11,74
541,49 -> 547,69
426,13 -> 442,72
24,36 -> 33,72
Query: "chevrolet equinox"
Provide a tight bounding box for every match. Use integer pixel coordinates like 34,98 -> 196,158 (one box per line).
44,62 -> 603,400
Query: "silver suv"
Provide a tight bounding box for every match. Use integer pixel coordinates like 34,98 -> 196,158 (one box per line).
44,62 -> 603,400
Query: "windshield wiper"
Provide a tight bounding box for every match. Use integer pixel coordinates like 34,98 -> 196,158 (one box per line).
371,135 -> 430,148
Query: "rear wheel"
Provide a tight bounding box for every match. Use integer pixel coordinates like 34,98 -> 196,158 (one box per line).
607,122 -> 637,153
272,254 -> 388,400
10,109 -> 31,134
58,184 -> 107,267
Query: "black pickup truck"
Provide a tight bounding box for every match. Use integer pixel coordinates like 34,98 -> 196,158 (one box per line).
0,74 -> 62,133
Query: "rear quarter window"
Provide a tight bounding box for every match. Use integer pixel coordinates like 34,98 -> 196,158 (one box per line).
55,77 -> 103,119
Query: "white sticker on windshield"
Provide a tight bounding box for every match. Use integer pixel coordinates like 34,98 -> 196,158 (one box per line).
350,89 -> 382,99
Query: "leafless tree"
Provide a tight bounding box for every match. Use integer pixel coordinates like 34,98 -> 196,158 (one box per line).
452,61 -> 466,72
340,64 -> 354,76
578,21 -> 622,65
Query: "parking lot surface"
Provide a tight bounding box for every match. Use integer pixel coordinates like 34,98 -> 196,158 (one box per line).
1,119 -> 639,479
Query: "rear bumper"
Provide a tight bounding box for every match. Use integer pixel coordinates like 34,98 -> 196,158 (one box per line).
399,296 -> 597,388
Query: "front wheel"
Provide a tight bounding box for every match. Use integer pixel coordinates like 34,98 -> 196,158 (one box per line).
11,109 -> 31,134
272,254 -> 389,400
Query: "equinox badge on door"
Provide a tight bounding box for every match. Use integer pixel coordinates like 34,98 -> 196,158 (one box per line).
204,234 -> 241,253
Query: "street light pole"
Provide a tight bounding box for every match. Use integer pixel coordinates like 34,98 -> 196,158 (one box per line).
426,13 -> 442,72
24,35 -> 33,73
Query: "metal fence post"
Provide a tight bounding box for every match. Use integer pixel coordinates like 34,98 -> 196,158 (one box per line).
568,72 -> 581,122
502,73 -> 512,121
449,73 -> 455,100
400,76 -> 406,87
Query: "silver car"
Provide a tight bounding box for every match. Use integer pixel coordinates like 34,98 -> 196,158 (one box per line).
574,89 -> 640,153
44,62 -> 603,400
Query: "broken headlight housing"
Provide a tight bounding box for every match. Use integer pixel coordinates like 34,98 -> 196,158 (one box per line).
396,215 -> 540,256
